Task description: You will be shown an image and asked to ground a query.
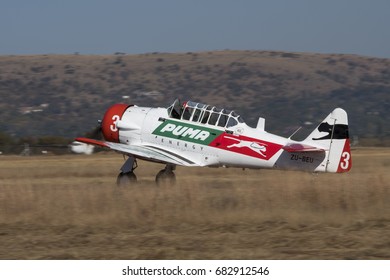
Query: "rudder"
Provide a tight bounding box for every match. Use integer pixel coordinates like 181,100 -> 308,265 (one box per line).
305,108 -> 352,173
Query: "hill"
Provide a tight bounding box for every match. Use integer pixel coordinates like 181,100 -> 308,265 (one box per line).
0,50 -> 389,145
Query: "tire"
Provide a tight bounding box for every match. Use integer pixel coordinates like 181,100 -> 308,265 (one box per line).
155,170 -> 176,185
116,172 -> 137,186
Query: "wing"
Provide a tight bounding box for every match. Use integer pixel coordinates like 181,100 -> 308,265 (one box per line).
282,142 -> 326,153
75,137 -> 199,166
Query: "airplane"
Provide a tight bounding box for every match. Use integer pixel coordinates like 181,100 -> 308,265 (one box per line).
75,99 -> 352,185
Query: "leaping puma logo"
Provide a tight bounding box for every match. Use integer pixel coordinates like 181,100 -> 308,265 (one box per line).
224,136 -> 267,157
313,122 -> 349,140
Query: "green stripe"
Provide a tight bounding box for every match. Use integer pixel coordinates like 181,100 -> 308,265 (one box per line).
152,119 -> 223,145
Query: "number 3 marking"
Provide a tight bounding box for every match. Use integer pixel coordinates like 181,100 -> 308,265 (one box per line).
110,115 -> 120,132
340,151 -> 350,170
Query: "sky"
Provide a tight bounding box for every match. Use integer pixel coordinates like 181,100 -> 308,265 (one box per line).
1,0 -> 390,58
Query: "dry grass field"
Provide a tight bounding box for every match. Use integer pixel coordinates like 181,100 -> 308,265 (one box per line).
0,148 -> 389,259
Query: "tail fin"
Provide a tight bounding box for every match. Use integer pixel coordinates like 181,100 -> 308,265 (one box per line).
305,108 -> 352,173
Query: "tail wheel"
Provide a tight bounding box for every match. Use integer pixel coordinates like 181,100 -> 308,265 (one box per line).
117,172 -> 137,186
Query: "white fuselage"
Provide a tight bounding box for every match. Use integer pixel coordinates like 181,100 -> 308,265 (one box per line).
116,106 -> 315,170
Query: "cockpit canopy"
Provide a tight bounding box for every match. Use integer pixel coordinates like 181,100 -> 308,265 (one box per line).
167,99 -> 244,128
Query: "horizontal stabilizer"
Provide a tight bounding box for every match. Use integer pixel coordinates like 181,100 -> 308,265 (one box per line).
282,143 -> 326,153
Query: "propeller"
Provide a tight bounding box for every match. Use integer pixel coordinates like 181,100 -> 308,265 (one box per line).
85,120 -> 103,140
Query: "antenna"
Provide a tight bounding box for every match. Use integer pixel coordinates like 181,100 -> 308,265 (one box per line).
288,126 -> 302,140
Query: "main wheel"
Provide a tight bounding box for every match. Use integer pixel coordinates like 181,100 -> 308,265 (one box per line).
155,169 -> 176,185
116,172 -> 137,186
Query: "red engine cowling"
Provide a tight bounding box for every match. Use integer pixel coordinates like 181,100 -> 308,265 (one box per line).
101,104 -> 132,142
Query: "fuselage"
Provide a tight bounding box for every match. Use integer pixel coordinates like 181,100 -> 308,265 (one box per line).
113,105 -> 291,169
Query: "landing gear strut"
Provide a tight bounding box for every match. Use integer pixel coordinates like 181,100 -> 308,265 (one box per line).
116,156 -> 138,186
116,157 -> 176,186
155,164 -> 176,185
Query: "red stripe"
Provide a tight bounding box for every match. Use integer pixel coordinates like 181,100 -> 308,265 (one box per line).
209,132 -> 282,160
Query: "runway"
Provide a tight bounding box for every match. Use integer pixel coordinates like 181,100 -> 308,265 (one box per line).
0,148 -> 389,259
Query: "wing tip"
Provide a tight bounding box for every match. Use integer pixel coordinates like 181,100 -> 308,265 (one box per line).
75,137 -> 109,148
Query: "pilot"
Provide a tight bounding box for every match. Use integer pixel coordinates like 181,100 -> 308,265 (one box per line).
181,101 -> 191,120
171,99 -> 182,119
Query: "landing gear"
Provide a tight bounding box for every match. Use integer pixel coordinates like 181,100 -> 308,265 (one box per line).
155,164 -> 176,185
116,156 -> 138,186
116,157 -> 176,186
116,171 -> 137,186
